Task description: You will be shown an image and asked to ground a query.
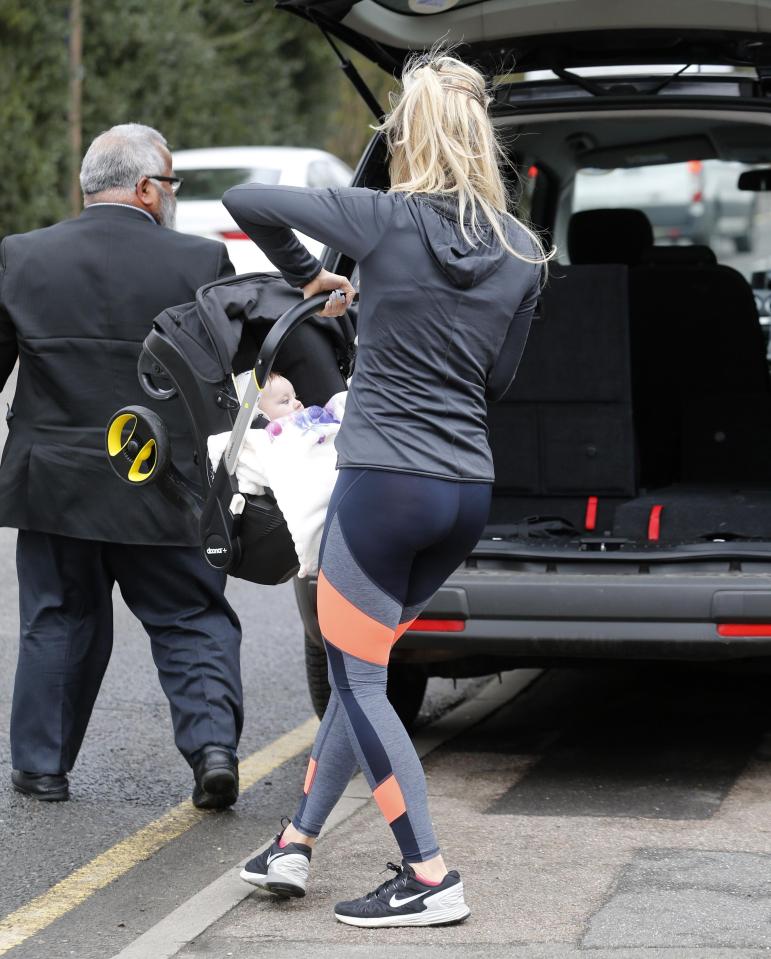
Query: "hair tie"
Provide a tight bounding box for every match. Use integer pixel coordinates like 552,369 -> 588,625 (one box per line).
441,82 -> 488,108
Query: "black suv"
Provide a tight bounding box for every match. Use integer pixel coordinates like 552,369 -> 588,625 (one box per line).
278,0 -> 771,725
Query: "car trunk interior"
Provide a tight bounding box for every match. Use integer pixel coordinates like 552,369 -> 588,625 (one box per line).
486,107 -> 771,555
354,104 -> 771,557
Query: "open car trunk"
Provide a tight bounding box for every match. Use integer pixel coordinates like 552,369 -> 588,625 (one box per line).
332,129 -> 771,566
337,134 -> 771,563
275,0 -> 771,566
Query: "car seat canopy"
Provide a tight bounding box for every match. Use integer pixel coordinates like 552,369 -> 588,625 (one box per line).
152,273 -> 306,384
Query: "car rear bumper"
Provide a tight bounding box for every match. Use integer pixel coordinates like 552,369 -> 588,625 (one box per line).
400,616 -> 771,661
295,567 -> 771,662
397,569 -> 771,660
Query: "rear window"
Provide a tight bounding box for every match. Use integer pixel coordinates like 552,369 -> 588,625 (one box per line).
179,167 -> 280,200
571,159 -> 763,276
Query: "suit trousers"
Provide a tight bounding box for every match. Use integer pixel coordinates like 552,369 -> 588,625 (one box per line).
10,530 -> 243,775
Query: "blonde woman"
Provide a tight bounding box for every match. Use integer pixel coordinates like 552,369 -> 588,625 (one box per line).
223,52 -> 550,928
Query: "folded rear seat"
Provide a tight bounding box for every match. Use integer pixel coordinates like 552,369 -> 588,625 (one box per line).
569,207 -> 771,546
487,263 -> 637,536
629,237 -> 771,486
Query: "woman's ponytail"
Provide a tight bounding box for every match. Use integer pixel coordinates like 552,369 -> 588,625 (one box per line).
375,50 -> 554,268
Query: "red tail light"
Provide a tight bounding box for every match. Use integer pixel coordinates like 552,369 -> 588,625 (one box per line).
407,619 -> 465,632
220,230 -> 250,240
717,623 -> 771,637
692,190 -> 703,203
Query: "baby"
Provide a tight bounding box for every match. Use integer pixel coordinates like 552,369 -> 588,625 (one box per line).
235,370 -> 346,436
210,371 -> 347,577
255,372 -> 304,420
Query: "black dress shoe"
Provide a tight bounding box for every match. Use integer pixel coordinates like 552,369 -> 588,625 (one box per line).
12,769 -> 69,802
192,746 -> 239,810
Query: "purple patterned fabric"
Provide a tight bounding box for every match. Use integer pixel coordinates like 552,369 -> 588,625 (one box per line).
264,392 -> 346,443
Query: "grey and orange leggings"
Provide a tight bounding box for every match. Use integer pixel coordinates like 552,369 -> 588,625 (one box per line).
292,467 -> 491,863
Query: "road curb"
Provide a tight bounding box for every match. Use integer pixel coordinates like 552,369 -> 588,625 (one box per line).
110,668 -> 541,959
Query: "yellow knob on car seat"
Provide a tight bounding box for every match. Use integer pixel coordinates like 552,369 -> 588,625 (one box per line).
106,412 -> 137,457
127,439 -> 157,482
106,405 -> 169,486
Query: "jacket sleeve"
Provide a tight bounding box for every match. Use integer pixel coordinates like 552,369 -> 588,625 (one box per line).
0,240 -> 18,391
486,265 -> 542,403
222,184 -> 392,288
215,242 -> 236,280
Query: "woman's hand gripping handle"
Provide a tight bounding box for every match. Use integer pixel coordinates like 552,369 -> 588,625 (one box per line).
302,268 -> 356,318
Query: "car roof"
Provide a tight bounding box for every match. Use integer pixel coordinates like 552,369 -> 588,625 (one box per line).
171,146 -> 340,169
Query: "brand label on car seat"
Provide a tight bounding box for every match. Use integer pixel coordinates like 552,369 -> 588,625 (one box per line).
203,535 -> 230,569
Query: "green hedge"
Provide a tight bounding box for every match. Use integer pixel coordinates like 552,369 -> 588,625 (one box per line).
0,1 -> 395,237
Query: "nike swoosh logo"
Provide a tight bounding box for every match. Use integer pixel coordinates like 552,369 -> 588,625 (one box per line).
389,890 -> 431,908
266,852 -> 283,864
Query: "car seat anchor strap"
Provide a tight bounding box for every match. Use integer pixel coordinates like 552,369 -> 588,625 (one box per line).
647,504 -> 664,541
585,495 -> 598,531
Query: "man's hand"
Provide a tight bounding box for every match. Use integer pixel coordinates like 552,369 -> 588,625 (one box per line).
302,268 -> 356,317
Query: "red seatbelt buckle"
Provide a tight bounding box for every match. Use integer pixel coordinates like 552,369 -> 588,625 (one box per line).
585,496 -> 598,531
648,504 -> 664,541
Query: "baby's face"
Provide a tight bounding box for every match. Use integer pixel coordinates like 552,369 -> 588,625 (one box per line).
258,375 -> 304,420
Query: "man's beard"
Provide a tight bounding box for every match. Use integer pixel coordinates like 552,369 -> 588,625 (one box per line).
157,189 -> 177,229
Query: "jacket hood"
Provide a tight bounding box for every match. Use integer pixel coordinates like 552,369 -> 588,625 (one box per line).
407,194 -> 510,290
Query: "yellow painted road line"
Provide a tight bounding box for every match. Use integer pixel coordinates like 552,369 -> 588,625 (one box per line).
0,715 -> 319,956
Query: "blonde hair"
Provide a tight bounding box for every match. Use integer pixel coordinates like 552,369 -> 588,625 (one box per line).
376,51 -> 553,267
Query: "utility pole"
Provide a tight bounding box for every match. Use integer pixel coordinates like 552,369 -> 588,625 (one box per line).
68,0 -> 83,217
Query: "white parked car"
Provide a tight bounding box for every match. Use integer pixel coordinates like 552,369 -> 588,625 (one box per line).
172,146 -> 354,274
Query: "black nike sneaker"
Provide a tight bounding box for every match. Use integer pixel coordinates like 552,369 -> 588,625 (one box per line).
334,861 -> 470,927
240,830 -> 312,899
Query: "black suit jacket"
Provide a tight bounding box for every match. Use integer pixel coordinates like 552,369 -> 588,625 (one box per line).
0,204 -> 234,545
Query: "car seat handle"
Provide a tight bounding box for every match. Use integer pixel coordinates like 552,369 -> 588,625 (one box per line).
138,347 -> 177,400
253,292 -> 347,386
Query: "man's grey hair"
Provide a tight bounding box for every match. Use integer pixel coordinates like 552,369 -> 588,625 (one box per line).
80,123 -> 168,197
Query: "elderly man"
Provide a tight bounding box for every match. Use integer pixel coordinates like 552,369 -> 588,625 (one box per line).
0,124 -> 243,808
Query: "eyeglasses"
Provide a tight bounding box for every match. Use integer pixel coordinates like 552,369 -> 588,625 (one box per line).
145,174 -> 183,195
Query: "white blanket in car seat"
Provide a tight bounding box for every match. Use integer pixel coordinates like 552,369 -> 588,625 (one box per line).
207,392 -> 346,578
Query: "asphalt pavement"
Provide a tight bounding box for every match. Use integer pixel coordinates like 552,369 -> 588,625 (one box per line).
0,526 -> 485,958
171,664 -> 771,958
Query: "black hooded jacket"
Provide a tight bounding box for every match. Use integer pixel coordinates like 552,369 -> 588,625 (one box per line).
223,184 -> 541,483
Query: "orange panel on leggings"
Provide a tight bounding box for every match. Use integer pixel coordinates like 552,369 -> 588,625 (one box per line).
373,773 -> 407,823
317,570 -> 394,666
303,757 -> 317,795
